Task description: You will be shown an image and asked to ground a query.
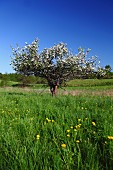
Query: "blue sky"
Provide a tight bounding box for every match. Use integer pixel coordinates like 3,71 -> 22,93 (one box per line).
0,0 -> 113,73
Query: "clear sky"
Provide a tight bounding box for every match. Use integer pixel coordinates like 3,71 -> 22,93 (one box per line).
0,0 -> 113,73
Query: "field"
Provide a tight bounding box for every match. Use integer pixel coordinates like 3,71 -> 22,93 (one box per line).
0,79 -> 113,170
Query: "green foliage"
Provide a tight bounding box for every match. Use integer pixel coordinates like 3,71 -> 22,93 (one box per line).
105,65 -> 112,72
0,74 -> 8,87
0,91 -> 113,170
0,80 -> 8,87
0,73 -> 47,87
16,75 -> 37,86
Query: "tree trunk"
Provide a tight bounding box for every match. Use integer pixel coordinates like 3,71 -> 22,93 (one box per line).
50,85 -> 57,96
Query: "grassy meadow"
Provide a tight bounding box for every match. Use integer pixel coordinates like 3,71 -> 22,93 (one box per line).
0,79 -> 113,170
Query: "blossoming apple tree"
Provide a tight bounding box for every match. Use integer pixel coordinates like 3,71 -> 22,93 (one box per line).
11,39 -> 105,96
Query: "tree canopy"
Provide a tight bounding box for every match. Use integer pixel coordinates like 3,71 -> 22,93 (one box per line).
105,65 -> 112,72
11,39 -> 105,95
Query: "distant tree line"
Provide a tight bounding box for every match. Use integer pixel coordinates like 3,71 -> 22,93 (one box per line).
85,65 -> 113,79
0,73 -> 47,87
0,64 -> 113,87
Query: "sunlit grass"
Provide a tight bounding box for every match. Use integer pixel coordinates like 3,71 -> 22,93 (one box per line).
0,91 -> 113,169
67,79 -> 113,87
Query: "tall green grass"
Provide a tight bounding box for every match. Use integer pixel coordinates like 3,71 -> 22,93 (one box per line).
0,92 -> 113,169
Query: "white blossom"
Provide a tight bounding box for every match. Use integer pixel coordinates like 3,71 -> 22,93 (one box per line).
11,38 -> 105,85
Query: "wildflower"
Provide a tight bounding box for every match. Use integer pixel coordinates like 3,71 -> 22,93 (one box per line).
76,124 -> 81,129
51,120 -> 55,123
92,122 -> 96,126
108,136 -> 113,140
78,119 -> 81,122
36,134 -> 40,140
67,129 -> 70,133
85,118 -> 88,120
76,140 -> 80,143
61,143 -> 66,148
70,126 -> 73,129
67,134 -> 70,137
46,118 -> 51,122
74,129 -> 77,132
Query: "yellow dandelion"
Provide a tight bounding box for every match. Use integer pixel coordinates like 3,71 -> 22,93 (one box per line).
76,124 -> 81,129
67,129 -> 70,133
78,119 -> 81,122
108,136 -> 113,140
74,129 -> 77,132
92,122 -> 96,126
70,126 -> 73,129
51,120 -> 55,123
46,118 -> 51,121
47,119 -> 51,122
61,143 -> 66,148
67,134 -> 70,137
76,140 -> 80,143
36,134 -> 40,140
